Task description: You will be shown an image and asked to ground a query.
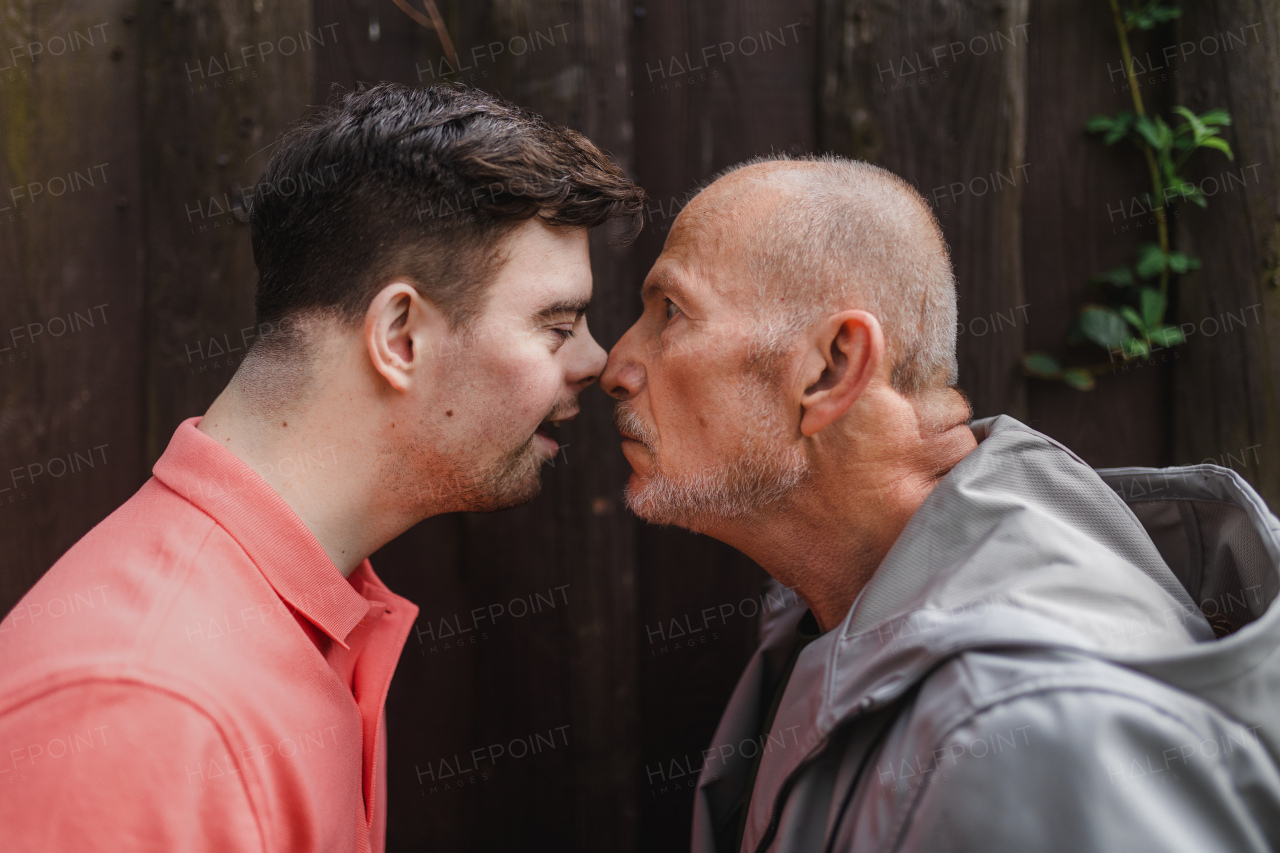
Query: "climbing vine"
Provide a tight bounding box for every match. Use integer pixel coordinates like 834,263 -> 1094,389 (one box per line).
1022,0 -> 1234,390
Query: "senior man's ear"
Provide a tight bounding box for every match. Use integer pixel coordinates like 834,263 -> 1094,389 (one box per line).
365,281 -> 449,392
798,310 -> 884,437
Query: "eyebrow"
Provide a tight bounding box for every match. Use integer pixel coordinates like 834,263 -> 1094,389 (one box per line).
641,272 -> 688,304
534,298 -> 591,322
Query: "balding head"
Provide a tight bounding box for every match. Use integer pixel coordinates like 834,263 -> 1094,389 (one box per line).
601,153 -> 973,534
602,153 -> 979,615
677,155 -> 959,398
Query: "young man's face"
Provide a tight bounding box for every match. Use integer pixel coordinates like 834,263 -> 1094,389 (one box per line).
402,219 -> 607,513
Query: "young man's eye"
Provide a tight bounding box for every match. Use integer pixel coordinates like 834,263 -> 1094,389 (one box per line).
665,299 -> 682,321
551,327 -> 576,342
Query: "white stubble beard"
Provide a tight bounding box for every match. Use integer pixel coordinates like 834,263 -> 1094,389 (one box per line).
615,374 -> 809,529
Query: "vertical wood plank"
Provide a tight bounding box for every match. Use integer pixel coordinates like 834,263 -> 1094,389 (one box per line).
0,3 -> 145,612
1172,0 -> 1280,507
818,0 -> 1030,423
454,3 -> 642,849
138,1 -> 315,464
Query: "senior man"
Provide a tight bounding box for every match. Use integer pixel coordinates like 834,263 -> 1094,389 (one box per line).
602,155 -> 1280,852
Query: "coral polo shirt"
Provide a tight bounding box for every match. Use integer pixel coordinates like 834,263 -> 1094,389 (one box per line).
0,417 -> 419,852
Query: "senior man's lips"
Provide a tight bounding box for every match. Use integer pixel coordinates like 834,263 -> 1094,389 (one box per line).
616,430 -> 644,447
616,430 -> 652,471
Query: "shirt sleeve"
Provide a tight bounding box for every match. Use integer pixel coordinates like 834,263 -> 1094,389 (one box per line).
0,679 -> 266,853
888,688 -> 1277,853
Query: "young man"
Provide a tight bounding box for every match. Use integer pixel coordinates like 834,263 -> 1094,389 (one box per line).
602,154 -> 1280,852
0,83 -> 641,852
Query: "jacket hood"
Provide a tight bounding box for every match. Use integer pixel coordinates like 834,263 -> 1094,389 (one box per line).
766,414 -> 1280,794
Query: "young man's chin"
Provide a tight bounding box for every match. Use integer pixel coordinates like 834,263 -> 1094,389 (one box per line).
457,442 -> 550,513
476,475 -> 544,513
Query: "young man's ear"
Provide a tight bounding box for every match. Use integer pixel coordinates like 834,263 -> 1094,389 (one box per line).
364,282 -> 448,392
798,310 -> 884,437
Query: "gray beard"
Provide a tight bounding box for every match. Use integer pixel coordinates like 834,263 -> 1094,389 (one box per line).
615,378 -> 809,529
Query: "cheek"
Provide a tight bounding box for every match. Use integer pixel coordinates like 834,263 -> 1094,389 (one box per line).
470,345 -> 562,430
649,357 -> 733,461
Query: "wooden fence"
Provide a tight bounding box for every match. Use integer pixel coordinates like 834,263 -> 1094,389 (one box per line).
1,1 -> 1277,850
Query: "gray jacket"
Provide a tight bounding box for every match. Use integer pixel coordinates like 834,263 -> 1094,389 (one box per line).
691,414 -> 1280,852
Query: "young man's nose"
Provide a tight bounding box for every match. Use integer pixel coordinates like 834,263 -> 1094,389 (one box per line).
570,325 -> 609,389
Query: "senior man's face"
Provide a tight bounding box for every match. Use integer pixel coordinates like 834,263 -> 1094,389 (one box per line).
599,211 -> 808,529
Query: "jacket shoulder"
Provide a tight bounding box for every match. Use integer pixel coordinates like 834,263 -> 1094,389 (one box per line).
839,649 -> 1280,852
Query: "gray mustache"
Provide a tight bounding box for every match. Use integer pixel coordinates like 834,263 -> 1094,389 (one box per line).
613,402 -> 658,450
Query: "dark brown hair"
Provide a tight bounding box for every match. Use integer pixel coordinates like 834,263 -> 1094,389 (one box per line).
248,82 -> 643,340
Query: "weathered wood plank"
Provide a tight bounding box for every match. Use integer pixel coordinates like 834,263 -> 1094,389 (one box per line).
451,3 -> 642,849
1172,0 -> 1280,508
818,0 -> 1030,423
138,1 -> 316,464
0,3 -> 145,612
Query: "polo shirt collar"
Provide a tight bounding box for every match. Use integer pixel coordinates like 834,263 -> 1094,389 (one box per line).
152,417 -> 371,649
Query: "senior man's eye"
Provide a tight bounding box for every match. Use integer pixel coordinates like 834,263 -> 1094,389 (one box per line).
665,299 -> 682,321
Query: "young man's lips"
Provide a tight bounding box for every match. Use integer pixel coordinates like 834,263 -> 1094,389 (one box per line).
540,410 -> 579,426
535,410 -> 579,439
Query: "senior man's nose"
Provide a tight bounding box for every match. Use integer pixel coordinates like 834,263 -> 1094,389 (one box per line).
600,325 -> 644,401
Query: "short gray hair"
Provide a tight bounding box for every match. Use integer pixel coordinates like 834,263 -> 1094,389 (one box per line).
711,154 -> 959,397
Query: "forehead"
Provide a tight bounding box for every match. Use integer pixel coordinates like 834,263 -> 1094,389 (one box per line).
482,220 -> 592,313
650,190 -> 764,312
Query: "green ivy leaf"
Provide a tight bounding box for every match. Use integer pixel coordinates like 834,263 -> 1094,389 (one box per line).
1135,244 -> 1167,279
1087,111 -> 1133,145
1080,306 -> 1130,349
1166,252 -> 1200,274
1023,352 -> 1063,377
1199,136 -> 1234,160
1140,288 -> 1166,328
1092,266 -> 1136,287
1119,305 -> 1147,333
1148,325 -> 1186,346
1062,368 -> 1096,391
1198,109 -> 1232,127
1123,336 -> 1151,358
1134,115 -> 1164,150
1165,175 -> 1205,206
1173,106 -> 1209,143
1128,1 -> 1182,29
